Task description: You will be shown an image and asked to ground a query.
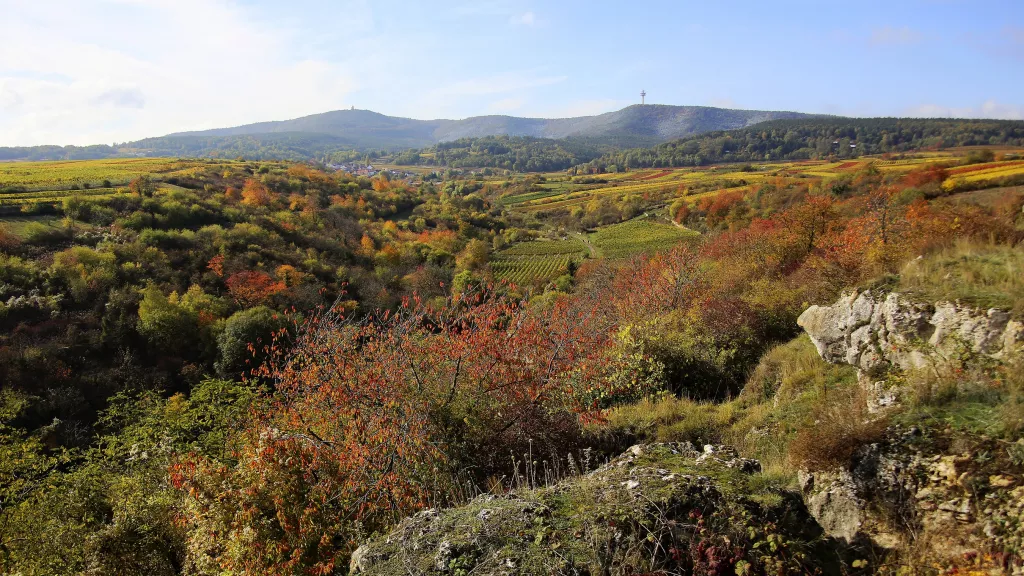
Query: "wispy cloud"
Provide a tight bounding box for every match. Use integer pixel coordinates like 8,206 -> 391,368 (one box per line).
509,11 -> 541,27
905,100 -> 1023,120
869,26 -> 923,46
0,0 -> 361,145
429,71 -> 565,98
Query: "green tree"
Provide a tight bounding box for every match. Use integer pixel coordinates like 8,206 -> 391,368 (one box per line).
137,284 -> 198,354
216,306 -> 288,378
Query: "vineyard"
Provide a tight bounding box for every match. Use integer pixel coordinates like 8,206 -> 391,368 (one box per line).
508,151 -> 1024,219
0,158 -> 228,191
491,237 -> 588,286
588,216 -> 699,259
0,187 -> 123,207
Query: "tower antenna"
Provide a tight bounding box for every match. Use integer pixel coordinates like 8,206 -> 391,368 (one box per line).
640,90 -> 646,105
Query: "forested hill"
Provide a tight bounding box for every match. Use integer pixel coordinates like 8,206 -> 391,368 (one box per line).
1,105 -> 812,161
391,135 -> 616,172
575,117 -> 1024,171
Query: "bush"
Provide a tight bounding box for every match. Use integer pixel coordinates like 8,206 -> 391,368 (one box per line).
215,306 -> 288,378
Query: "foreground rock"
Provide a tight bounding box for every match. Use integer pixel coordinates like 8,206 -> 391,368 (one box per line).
798,289 -> 1024,572
800,426 -> 1024,561
351,444 -> 849,575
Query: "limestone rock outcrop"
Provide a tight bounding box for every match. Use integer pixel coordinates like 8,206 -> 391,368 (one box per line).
798,290 -> 1023,375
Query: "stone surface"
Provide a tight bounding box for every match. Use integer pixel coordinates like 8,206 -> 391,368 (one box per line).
348,444 -> 820,575
798,290 -> 1023,376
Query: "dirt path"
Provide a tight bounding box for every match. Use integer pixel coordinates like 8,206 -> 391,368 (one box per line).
572,232 -> 599,258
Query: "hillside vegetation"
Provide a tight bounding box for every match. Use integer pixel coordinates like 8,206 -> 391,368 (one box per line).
0,139 -> 1022,574
578,117 -> 1024,170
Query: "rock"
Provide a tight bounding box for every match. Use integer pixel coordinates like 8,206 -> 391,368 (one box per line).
798,289 -> 1023,378
800,470 -> 865,543
349,545 -> 372,574
990,475 -> 1017,488
799,428 -> 1024,567
346,444 -> 817,575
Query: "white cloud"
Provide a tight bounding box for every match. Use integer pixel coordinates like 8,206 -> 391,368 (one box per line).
509,11 -> 539,27
0,0 -> 360,145
904,100 -> 1024,120
870,26 -> 923,46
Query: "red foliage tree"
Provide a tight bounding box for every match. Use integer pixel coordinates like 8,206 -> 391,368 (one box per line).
225,270 -> 285,307
172,292 -> 634,575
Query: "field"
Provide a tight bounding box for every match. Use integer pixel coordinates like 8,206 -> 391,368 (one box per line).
491,237 -> 587,286
0,158 -> 229,191
588,216 -> 699,259
498,151 -> 1024,218
0,157 -> 254,216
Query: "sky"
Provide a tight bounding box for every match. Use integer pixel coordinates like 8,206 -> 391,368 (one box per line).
1,0 -> 1022,146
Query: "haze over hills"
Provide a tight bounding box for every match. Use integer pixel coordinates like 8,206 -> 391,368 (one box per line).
161,104 -> 815,148
1,104 -> 817,161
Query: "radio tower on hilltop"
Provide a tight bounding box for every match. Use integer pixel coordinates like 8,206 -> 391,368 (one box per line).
640,90 -> 646,105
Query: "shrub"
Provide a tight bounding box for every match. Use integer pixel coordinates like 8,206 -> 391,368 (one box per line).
215,306 -> 288,378
787,385 -> 887,471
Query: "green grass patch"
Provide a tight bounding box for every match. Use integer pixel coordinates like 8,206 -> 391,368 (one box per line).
0,215 -> 65,238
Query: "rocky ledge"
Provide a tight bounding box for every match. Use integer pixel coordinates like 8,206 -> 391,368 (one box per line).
350,444 -> 847,575
798,289 -> 1023,375
800,426 -> 1024,560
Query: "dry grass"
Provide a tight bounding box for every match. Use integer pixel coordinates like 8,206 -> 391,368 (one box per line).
786,384 -> 888,471
898,239 -> 1024,316
590,335 -> 860,478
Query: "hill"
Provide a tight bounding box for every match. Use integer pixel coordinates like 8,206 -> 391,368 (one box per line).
1,105 -> 815,161
578,116 -> 1024,170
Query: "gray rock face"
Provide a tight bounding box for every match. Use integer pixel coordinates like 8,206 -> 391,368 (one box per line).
796,291 -> 1024,565
798,290 -> 1023,375
798,430 -> 1024,559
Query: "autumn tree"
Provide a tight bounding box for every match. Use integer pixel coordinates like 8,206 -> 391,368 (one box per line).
225,270 -> 285,307
129,175 -> 156,197
241,178 -> 272,207
174,292 -> 642,575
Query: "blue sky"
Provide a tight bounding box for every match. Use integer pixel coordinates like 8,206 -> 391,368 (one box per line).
1,0 -> 1022,145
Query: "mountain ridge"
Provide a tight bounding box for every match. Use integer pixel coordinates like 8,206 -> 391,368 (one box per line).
157,104 -> 817,150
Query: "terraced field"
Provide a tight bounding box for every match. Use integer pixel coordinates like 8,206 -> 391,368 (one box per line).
589,216 -> 699,259
491,237 -> 587,286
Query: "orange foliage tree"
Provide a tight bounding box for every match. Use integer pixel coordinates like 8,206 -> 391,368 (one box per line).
241,178 -> 273,207
225,270 -> 285,307
172,291 -> 635,575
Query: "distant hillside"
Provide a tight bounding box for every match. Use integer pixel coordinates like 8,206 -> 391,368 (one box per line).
1,105 -> 815,162
155,105 -> 814,152
578,117 -> 1024,171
